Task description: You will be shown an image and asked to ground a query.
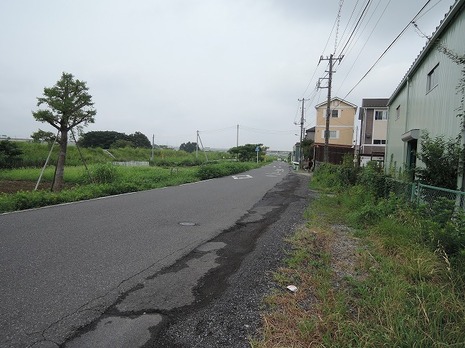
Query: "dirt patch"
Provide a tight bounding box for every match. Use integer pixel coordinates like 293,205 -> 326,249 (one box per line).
0,180 -> 75,194
330,224 -> 364,285
0,180 -> 51,194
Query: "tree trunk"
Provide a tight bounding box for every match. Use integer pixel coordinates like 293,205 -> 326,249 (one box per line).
53,131 -> 68,192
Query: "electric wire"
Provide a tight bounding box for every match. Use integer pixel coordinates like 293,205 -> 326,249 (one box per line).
335,0 -> 362,55
337,0 -> 373,58
301,1 -> 346,98
339,0 -> 385,63
341,0 -> 434,100
334,0 -> 392,96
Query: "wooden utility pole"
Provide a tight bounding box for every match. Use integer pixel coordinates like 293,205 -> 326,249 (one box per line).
318,53 -> 343,163
297,98 -> 306,169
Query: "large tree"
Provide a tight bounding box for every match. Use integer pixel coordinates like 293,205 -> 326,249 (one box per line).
32,72 -> 96,191
228,143 -> 265,162
78,130 -> 151,148
128,131 -> 151,148
78,131 -> 127,148
179,141 -> 198,153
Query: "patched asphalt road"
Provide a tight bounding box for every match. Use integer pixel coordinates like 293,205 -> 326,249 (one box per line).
0,163 -> 311,347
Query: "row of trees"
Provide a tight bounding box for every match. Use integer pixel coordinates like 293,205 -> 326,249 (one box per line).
77,131 -> 151,148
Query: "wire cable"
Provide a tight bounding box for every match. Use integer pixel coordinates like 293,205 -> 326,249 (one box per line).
341,0 -> 433,99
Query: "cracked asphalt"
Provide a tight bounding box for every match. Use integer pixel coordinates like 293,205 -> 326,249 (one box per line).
0,163 -> 311,347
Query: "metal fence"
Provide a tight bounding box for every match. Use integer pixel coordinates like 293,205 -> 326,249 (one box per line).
385,178 -> 465,209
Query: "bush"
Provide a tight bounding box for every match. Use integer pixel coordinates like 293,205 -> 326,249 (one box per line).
311,160 -> 358,191
357,161 -> 388,199
91,163 -> 118,184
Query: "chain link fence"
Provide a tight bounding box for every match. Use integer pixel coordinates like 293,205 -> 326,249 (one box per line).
385,178 -> 465,209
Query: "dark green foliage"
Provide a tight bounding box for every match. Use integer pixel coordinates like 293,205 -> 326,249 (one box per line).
179,142 -> 198,153
110,139 -> 134,149
357,161 -> 387,199
78,131 -> 151,149
312,158 -> 358,190
32,72 -> 96,131
78,131 -> 127,148
418,197 -> 465,255
228,144 -> 265,162
416,132 -> 462,190
91,163 -> 118,184
31,129 -> 55,144
301,138 -> 314,161
312,160 -> 465,268
0,140 -> 23,168
127,132 -> 151,148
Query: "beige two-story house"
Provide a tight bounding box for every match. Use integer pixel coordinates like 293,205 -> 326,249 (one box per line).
313,97 -> 358,164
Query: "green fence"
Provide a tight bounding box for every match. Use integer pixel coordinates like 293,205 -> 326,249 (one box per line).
385,178 -> 465,208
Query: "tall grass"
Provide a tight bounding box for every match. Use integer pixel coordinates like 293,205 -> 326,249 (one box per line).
12,142 -> 234,168
253,165 -> 465,347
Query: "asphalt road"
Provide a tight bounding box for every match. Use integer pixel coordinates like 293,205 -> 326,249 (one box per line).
0,162 -> 294,348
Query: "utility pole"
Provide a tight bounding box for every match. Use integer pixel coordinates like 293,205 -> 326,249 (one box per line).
195,131 -> 199,159
150,134 -> 155,162
236,124 -> 239,147
318,53 -> 343,163
297,98 -> 306,169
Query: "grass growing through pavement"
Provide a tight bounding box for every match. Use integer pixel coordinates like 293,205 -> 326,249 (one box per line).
252,168 -> 465,347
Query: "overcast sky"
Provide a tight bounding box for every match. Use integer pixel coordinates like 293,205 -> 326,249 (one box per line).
0,0 -> 457,151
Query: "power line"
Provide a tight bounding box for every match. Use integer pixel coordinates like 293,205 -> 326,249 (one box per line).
338,0 -> 373,57
335,0 -> 361,54
301,1 -> 347,98
334,0 -> 345,54
334,0 -> 393,96
342,0 -> 433,100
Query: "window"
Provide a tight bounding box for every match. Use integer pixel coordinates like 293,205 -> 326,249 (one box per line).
321,130 -> 339,139
396,105 -> 400,120
427,63 -> 439,92
373,139 -> 386,145
331,109 -> 339,118
374,110 -> 387,120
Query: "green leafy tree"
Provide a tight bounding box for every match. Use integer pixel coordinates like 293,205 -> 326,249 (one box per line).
31,129 -> 55,144
0,140 -> 23,168
32,72 -> 96,191
78,131 -> 126,148
128,131 -> 151,148
301,138 -> 314,161
110,139 -> 134,148
228,143 -> 265,162
78,131 -> 151,148
179,142 -> 198,153
417,132 -> 462,190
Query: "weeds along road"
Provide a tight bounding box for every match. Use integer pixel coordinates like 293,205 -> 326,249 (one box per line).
0,162 -> 310,348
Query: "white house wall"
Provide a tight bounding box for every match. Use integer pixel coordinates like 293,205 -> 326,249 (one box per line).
386,6 -> 465,171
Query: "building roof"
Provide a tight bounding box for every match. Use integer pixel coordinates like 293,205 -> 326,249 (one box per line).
315,97 -> 358,109
361,98 -> 389,108
388,0 -> 465,105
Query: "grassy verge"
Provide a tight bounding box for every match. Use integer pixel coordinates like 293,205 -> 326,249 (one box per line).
252,170 -> 465,347
0,161 -> 262,213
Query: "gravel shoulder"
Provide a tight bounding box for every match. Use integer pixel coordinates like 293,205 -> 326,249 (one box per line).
150,172 -> 313,347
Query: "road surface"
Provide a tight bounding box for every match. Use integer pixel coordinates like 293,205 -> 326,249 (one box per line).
0,162 -> 311,347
